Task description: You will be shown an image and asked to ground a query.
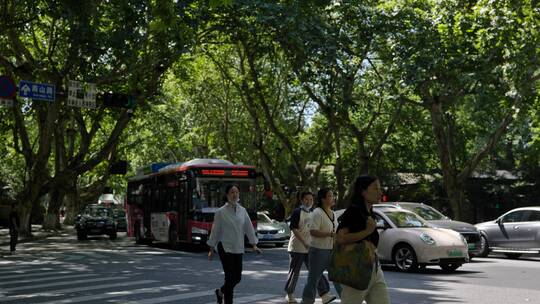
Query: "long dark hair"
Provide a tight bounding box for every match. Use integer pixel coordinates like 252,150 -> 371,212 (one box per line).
349,175 -> 378,213
316,188 -> 332,208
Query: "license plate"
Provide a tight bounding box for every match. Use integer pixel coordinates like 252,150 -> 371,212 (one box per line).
90,229 -> 101,233
468,243 -> 476,250
261,234 -> 273,240
447,249 -> 463,257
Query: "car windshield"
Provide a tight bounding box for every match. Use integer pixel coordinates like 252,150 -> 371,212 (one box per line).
194,178 -> 257,211
257,213 -> 272,224
401,204 -> 446,220
87,207 -> 112,217
384,211 -> 430,228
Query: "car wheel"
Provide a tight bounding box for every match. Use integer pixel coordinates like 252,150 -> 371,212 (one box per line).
504,253 -> 522,259
109,229 -> 117,240
440,263 -> 461,272
477,234 -> 490,257
168,226 -> 178,248
393,244 -> 419,272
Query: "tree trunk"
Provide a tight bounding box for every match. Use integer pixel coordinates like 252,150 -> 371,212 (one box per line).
446,182 -> 473,222
43,188 -> 63,230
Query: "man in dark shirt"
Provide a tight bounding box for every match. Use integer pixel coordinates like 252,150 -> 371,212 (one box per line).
9,203 -> 20,253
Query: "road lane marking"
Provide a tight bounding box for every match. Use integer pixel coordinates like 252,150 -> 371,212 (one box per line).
4,276 -> 126,292
0,279 -> 155,302
203,294 -> 276,304
123,290 -> 215,304
39,284 -> 194,304
0,273 -> 97,286
0,270 -> 72,280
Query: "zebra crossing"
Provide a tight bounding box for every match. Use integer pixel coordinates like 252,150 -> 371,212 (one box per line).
0,262 -> 283,303
0,249 -> 293,304
0,261 -> 341,303
0,235 -> 341,304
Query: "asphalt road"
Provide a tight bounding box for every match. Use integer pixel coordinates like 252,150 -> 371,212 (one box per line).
1,232 -> 539,304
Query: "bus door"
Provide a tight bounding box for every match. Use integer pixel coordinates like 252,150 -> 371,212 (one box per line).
150,181 -> 169,242
177,179 -> 189,241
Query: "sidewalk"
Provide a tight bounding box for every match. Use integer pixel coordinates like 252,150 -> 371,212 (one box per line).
0,224 -> 74,247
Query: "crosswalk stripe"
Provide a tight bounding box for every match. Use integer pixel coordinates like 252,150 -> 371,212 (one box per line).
4,276 -> 126,292
203,294 -> 276,304
39,284 -> 194,304
0,270 -> 71,280
1,279 -> 157,302
123,290 -> 215,304
0,265 -> 33,271
75,251 -> 109,259
0,273 -> 98,286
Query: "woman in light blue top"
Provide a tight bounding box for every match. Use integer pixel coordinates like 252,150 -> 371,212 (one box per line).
207,184 -> 262,304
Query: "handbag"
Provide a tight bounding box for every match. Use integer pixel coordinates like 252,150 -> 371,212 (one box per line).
328,239 -> 377,290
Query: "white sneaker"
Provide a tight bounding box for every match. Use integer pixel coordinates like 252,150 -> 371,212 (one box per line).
285,293 -> 298,303
321,292 -> 337,304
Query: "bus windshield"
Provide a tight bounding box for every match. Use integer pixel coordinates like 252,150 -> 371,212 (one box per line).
192,178 -> 257,211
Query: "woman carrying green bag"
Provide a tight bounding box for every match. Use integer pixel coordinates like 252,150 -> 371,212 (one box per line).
335,176 -> 390,304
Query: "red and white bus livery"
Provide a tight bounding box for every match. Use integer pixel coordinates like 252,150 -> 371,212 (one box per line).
126,159 -> 260,246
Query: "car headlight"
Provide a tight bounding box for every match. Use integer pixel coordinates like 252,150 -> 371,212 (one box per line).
191,227 -> 208,235
420,233 -> 436,245
278,229 -> 286,234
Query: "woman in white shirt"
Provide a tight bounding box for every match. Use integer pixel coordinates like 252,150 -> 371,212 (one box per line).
207,184 -> 262,304
301,188 -> 338,304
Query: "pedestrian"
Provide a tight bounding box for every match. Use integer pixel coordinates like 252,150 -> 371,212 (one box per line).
301,188 -> 338,304
9,203 -> 20,254
335,175 -> 390,304
207,184 -> 262,304
284,191 -> 334,303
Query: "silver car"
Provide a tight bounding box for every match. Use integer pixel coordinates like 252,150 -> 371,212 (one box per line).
256,212 -> 290,247
375,202 -> 482,257
475,206 -> 540,259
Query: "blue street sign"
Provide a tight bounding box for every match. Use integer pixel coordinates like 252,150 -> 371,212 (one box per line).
0,75 -> 16,98
18,80 -> 55,102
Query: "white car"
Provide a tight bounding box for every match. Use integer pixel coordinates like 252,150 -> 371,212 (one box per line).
336,207 -> 469,272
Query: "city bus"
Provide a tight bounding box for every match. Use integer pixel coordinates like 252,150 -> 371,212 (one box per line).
126,159 -> 261,246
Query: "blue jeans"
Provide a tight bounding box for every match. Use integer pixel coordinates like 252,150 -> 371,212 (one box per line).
301,247 -> 332,304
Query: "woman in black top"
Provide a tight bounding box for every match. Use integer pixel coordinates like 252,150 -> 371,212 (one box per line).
336,176 -> 390,304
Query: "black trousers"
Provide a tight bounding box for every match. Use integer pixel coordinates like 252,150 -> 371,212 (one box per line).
217,242 -> 243,304
9,229 -> 18,252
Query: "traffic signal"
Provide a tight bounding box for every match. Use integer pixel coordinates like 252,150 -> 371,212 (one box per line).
102,93 -> 136,109
109,160 -> 128,175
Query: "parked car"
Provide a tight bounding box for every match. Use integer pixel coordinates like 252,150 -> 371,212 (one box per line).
75,204 -> 117,240
113,208 -> 127,232
336,207 -> 469,272
374,202 -> 482,257
256,212 -> 289,247
475,206 -> 540,259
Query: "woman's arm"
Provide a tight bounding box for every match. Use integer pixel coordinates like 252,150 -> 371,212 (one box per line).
243,210 -> 258,245
308,209 -> 332,238
207,210 -> 222,259
310,229 -> 333,238
336,217 -> 376,245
